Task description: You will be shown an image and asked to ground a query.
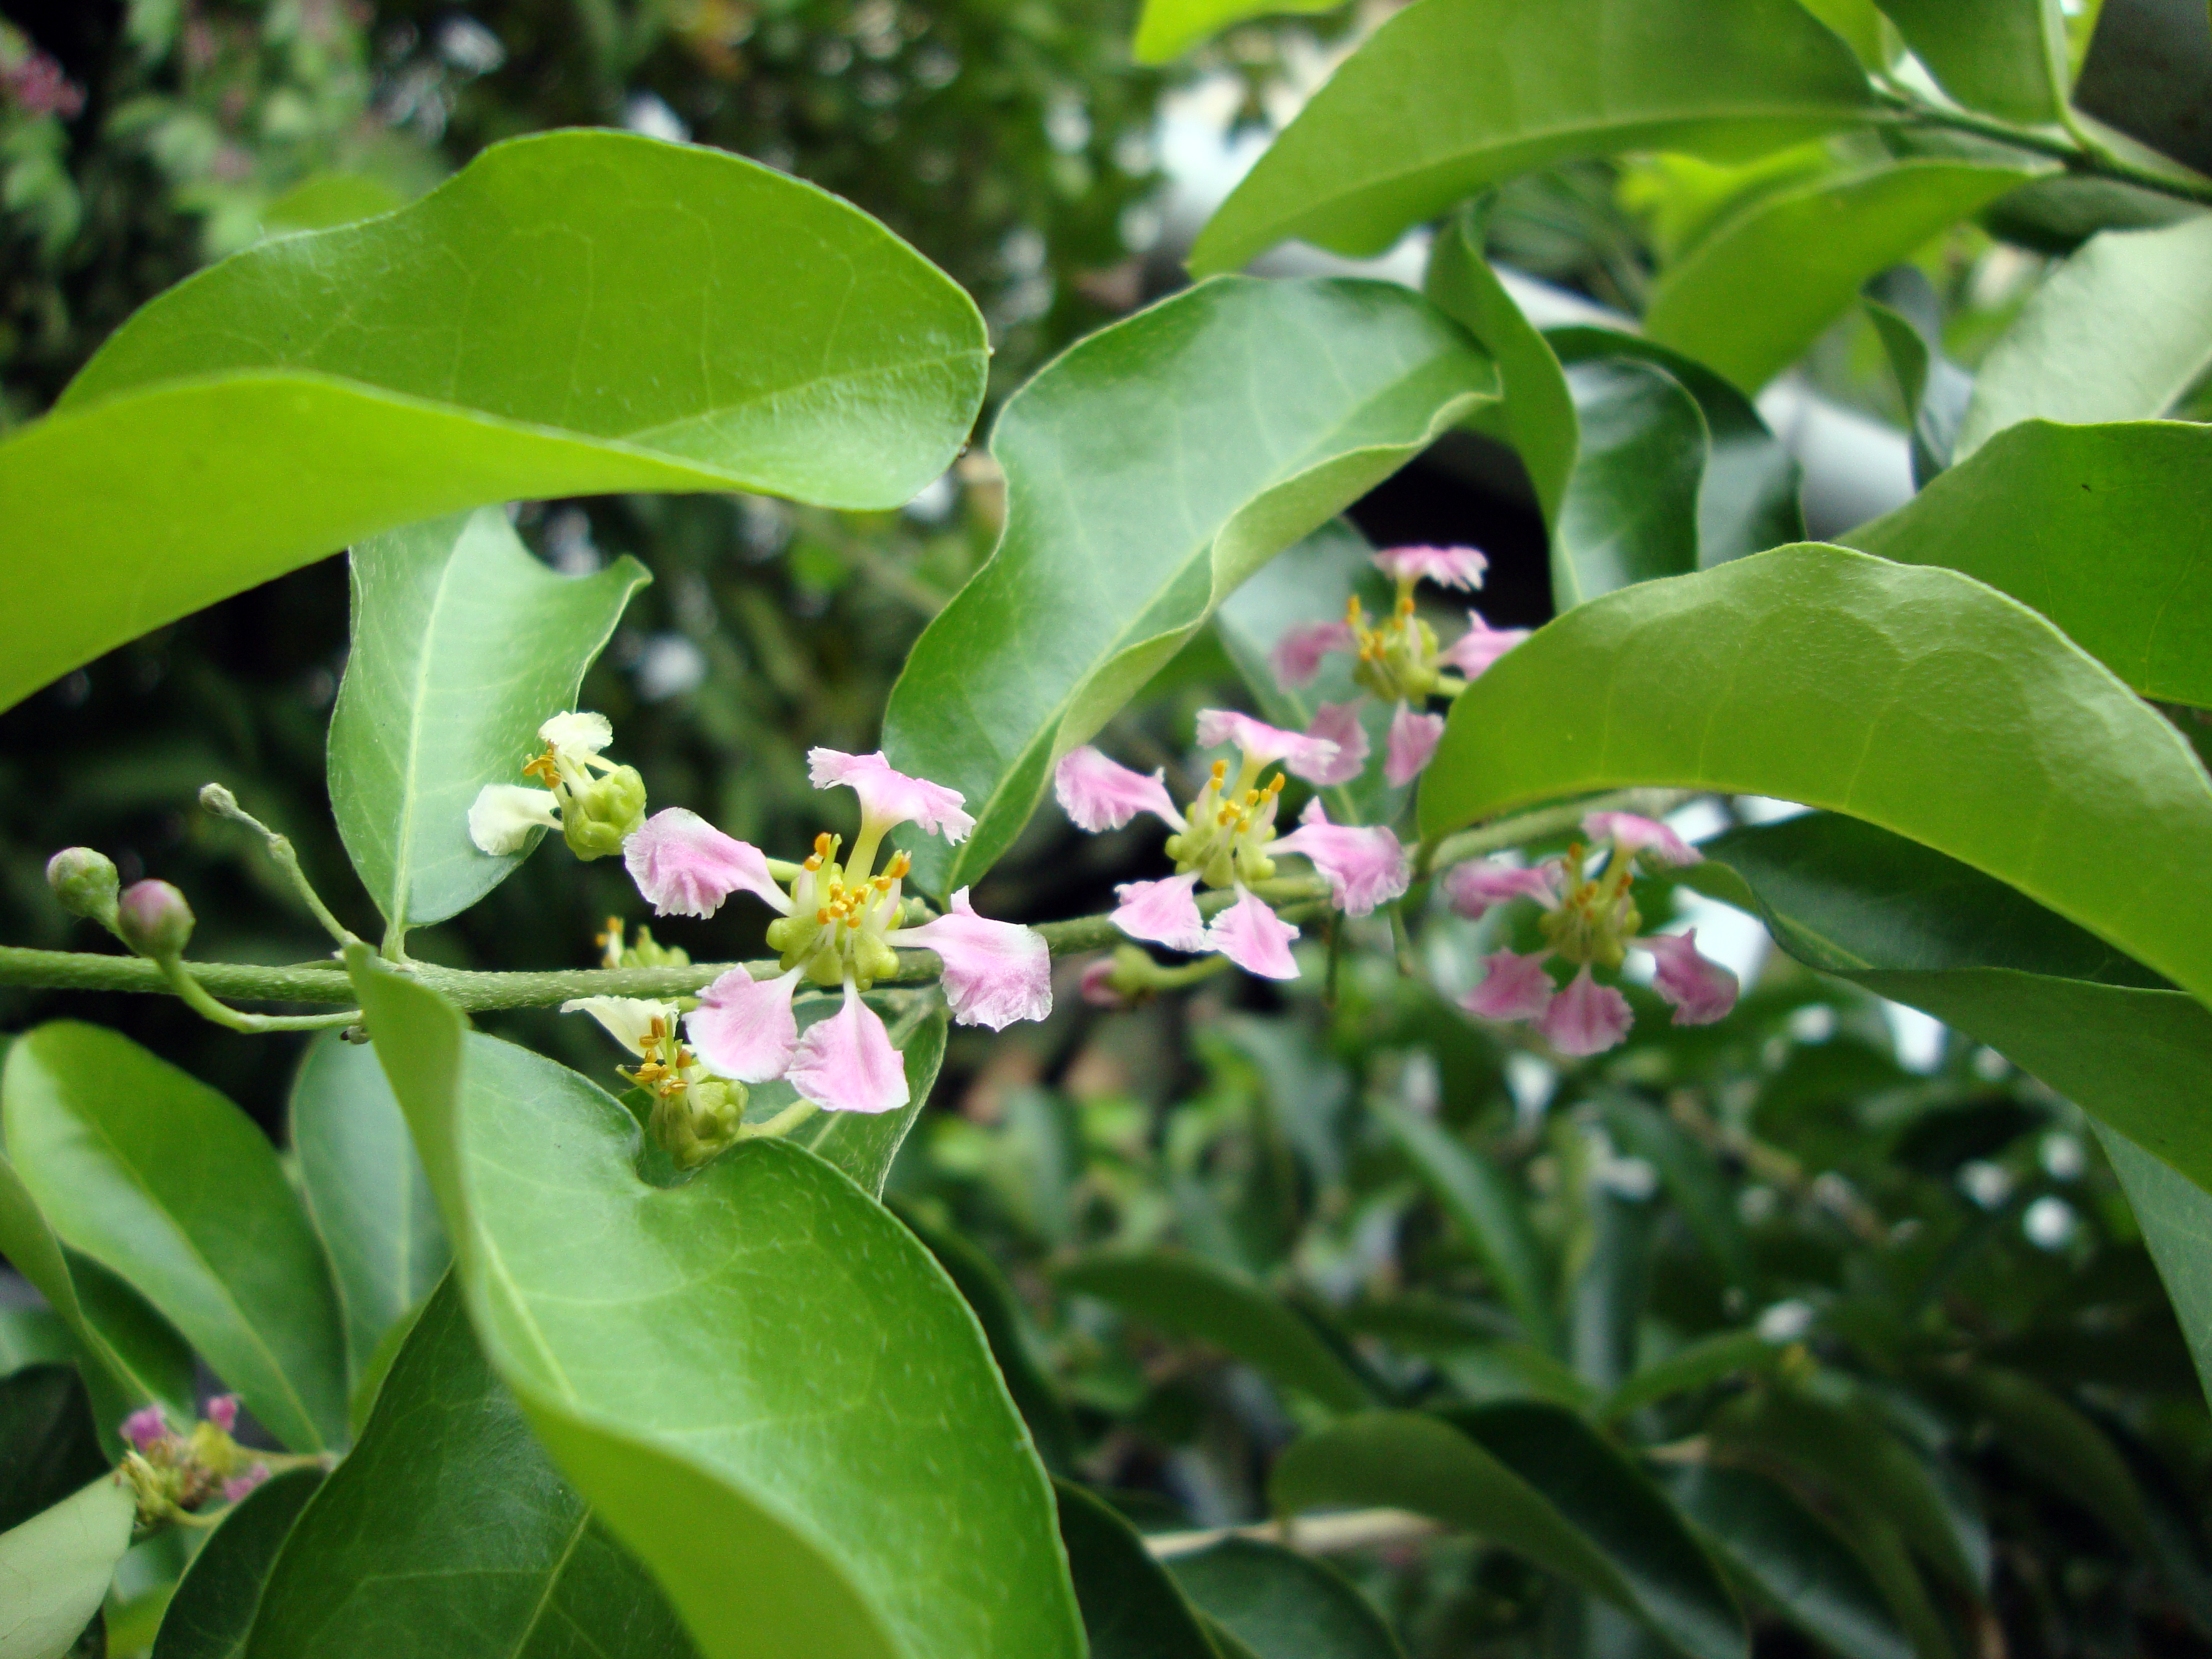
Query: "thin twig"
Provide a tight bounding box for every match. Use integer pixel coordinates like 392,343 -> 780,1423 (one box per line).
1144,1508 -> 1438,1561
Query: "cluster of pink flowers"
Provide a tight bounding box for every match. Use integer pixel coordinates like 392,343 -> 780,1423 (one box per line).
1446,812 -> 1739,1056
1,43 -> 85,121
119,1396 -> 267,1516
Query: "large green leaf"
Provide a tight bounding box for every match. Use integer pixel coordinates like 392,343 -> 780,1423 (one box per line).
1861,267 -> 1974,486
1054,1250 -> 1374,1413
346,950 -> 1084,1659
153,1468 -> 324,1659
1165,1537 -> 1406,1659
1131,0 -> 1345,61
1190,0 -> 1877,274
1053,1481 -> 1221,1659
0,1368 -> 105,1536
1953,218 -> 2212,458
1848,421 -> 2212,709
288,1034 -> 448,1393
1418,544 -> 2212,1011
882,276 -> 1496,894
3,1025 -> 347,1453
0,129 -> 985,716
1642,162 -> 2038,392
243,1277 -> 695,1659
327,508 -> 648,935
1550,361 -> 1705,606
0,1476 -> 135,1659
1874,0 -> 2070,122
2098,1126 -> 2212,1402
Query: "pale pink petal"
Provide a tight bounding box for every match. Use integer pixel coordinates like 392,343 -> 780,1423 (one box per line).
1460,950 -> 1557,1022
122,1406 -> 168,1452
1207,888 -> 1300,980
1535,967 -> 1634,1056
1443,859 -> 1561,919
1290,702 -> 1370,786
1273,799 -> 1411,917
1080,957 -> 1131,1010
1053,747 -> 1183,833
786,982 -> 912,1115
1640,930 -> 1740,1026
1373,545 -> 1488,590
624,808 -> 790,919
205,1395 -> 238,1434
685,967 -> 802,1082
1270,620 -> 1357,689
1193,708 -> 1339,776
807,748 -> 974,843
223,1465 -> 270,1503
1111,871 -> 1208,952
1384,703 -> 1445,787
1583,811 -> 1700,867
1438,612 -> 1529,679
893,889 -> 1052,1030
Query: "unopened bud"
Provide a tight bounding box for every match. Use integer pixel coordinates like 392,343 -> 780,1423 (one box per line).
198,782 -> 241,818
116,880 -> 195,959
1081,944 -> 1161,1010
653,1078 -> 747,1169
46,847 -> 119,930
562,765 -> 648,860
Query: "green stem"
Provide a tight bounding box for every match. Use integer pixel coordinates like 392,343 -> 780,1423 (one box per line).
154,955 -> 362,1033
1418,787 -> 1696,878
735,1099 -> 820,1141
199,785 -> 363,950
1879,92 -> 2212,208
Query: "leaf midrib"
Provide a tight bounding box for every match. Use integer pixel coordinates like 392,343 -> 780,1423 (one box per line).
385,538 -> 471,932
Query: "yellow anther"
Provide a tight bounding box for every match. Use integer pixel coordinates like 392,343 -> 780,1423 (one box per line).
1210,759 -> 1228,782
1218,806 -> 1236,826
816,907 -> 832,925
1345,594 -> 1363,625
1266,774 -> 1284,795
887,851 -> 911,878
521,748 -> 561,787
1397,594 -> 1415,617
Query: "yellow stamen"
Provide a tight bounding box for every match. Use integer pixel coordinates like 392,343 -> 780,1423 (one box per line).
521,748 -> 561,787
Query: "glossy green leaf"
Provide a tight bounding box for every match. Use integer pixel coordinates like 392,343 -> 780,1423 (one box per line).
346,950 -> 1084,1659
1190,0 -> 1877,274
0,1368 -> 105,1535
1418,544 -> 2212,1011
2072,0 -> 2212,176
883,276 -> 1496,894
1599,1100 -> 1754,1293
1550,361 -> 1705,606
1131,0 -> 1345,62
0,1311 -> 70,1376
2098,1126 -> 2212,1402
1954,218 -> 2212,458
1604,1332 -> 1780,1421
327,507 -> 648,934
791,1004 -> 947,1198
243,1277 -> 693,1659
1862,266 -> 1974,485
257,173 -> 405,235
1055,1250 -> 1373,1413
0,1477 -> 135,1659
288,1034 -> 448,1394
1053,1481 -> 1220,1659
1796,0 -> 1893,66
0,129 -> 986,716
1166,1537 -> 1407,1659
1569,1194 -> 1655,1391
152,1468 -> 323,1659
1849,421 -> 2212,709
1643,163 -> 2038,392
1379,1104 -> 1560,1354
3,1025 -> 347,1453
1875,0 -> 2070,122
1934,1368 -> 2157,1558
1660,1464 -> 1914,1659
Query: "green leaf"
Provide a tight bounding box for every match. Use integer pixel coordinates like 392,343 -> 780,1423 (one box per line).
242,1276 -> 695,1659
2098,1125 -> 2212,1403
0,1311 -> 71,1377
883,276 -> 1496,894
1848,421 -> 2212,709
1418,544 -> 2212,1012
1929,1368 -> 2157,1559
0,1477 -> 135,1659
1660,1464 -> 1914,1659
1874,0 -> 2070,122
0,129 -> 985,717
151,1468 -> 323,1659
1642,163 -> 2038,392
1953,217 -> 2212,458
1795,0 -> 1893,67
1567,1195 -> 1656,1391
327,507 -> 648,934
1377,1104 -> 1560,1354
1131,0 -> 1345,62
1861,266 -> 1974,485
346,950 -> 1085,1659
0,1368 -> 106,1535
1274,1408 -> 1746,1659
1598,1100 -> 1755,1295
1549,362 -> 1705,606
1053,1481 -> 1221,1659
1054,1250 -> 1374,1413
1165,1537 -> 1408,1659
256,173 -> 406,236
3,1025 -> 347,1453
1190,0 -> 1877,275
288,1034 -> 448,1395
1604,1332 -> 1781,1421
791,1004 -> 947,1198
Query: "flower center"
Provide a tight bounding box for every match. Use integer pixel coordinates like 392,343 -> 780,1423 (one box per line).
1347,587 -> 1443,705
1163,757 -> 1286,889
1538,841 -> 1642,969
765,832 -> 911,988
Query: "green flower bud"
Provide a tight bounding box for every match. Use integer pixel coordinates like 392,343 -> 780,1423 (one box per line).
46,847 -> 119,930
623,926 -> 690,969
562,764 -> 648,860
116,880 -> 195,959
653,1078 -> 747,1170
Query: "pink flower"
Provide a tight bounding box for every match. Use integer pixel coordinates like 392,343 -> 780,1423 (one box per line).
205,1395 -> 239,1434
786,982 -> 912,1115
1641,930 -> 1740,1026
1444,860 -> 1560,919
223,1465 -> 270,1503
1385,704 -> 1445,787
1373,545 -> 1488,591
1207,888 -> 1300,979
1438,613 -> 1528,679
1111,872 -> 1208,953
1584,811 -> 1700,868
1295,702 -> 1370,786
1080,957 -> 1131,1009
1054,748 -> 1183,833
1536,968 -> 1634,1056
1270,620 -> 1357,689
685,967 -> 802,1082
808,749 -> 974,842
624,808 -> 790,919
894,889 -> 1052,1029
1460,951 -> 1557,1022
1274,800 -> 1410,917
1193,709 -> 1339,778
122,1406 -> 169,1452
